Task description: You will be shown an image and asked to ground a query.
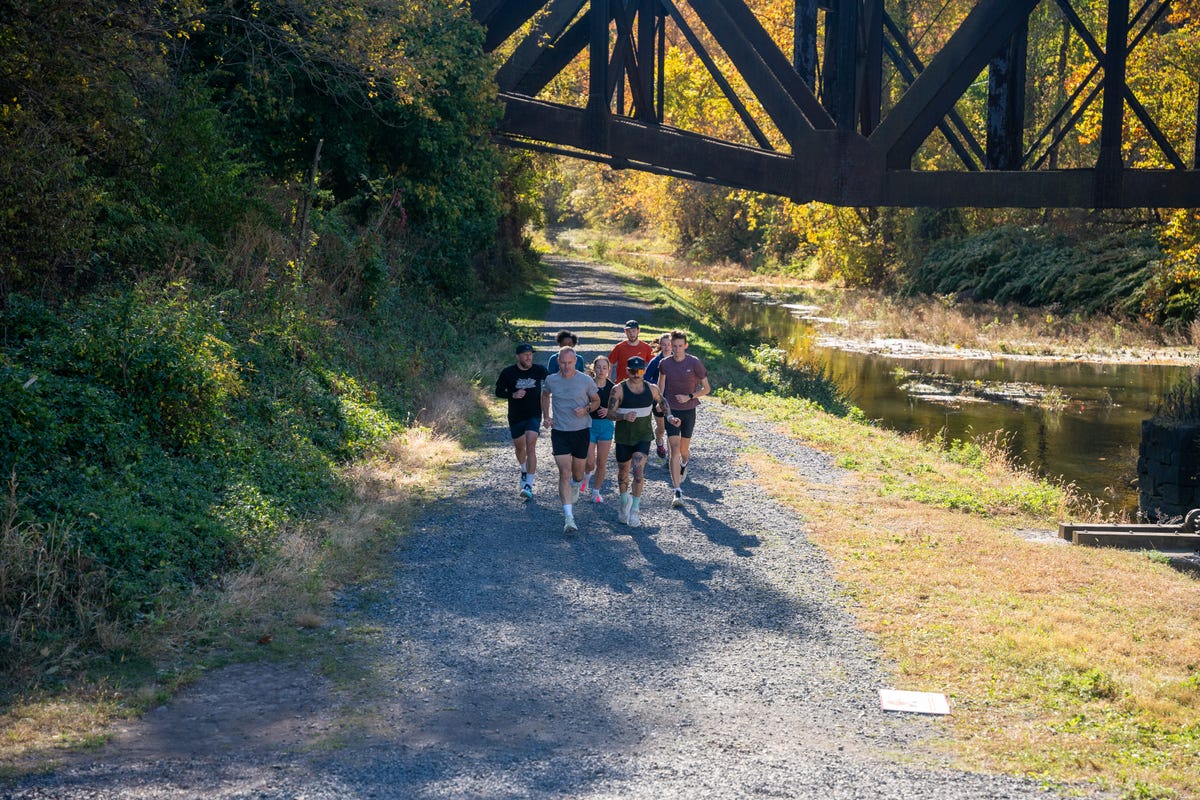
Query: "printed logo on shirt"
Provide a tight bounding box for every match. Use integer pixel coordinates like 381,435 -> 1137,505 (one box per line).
516,377 -> 538,390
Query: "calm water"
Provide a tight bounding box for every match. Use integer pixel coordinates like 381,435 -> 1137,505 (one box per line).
713,289 -> 1194,514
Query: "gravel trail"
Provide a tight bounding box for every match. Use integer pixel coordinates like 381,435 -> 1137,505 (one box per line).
3,257 -> 1086,799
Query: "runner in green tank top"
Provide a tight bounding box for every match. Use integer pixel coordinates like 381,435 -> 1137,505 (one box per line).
607,356 -> 667,528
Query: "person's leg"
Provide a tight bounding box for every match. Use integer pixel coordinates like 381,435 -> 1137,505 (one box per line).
615,444 -> 633,523
523,429 -> 538,477
554,453 -> 574,505
627,449 -> 648,526
583,435 -> 597,492
510,419 -> 529,490
667,434 -> 683,488
592,440 -> 611,500
677,437 -> 692,472
677,409 -> 697,474
555,450 -> 578,532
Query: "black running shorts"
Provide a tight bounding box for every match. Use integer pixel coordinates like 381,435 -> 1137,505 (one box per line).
664,407 -> 697,439
551,428 -> 591,459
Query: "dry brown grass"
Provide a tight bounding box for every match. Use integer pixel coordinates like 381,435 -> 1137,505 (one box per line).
815,290 -> 1194,360
729,394 -> 1200,798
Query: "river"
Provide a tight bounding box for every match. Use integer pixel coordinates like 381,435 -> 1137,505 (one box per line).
712,288 -> 1195,515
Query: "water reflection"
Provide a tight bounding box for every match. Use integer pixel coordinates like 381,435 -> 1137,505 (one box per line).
714,288 -> 1193,514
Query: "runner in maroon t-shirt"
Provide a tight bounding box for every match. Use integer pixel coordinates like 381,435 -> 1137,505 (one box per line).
657,330 -> 711,509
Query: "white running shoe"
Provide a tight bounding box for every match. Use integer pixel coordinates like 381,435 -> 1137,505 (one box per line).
520,486 -> 533,501
592,491 -> 603,504
671,488 -> 684,509
619,494 -> 632,524
628,510 -> 641,528
563,514 -> 578,533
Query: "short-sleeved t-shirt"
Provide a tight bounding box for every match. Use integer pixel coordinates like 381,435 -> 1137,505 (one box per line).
543,371 -> 598,432
644,352 -> 667,385
658,354 -> 708,411
495,363 -> 548,422
609,339 -> 655,382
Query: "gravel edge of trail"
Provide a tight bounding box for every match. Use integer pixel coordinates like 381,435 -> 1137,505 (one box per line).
2,257 -> 1100,800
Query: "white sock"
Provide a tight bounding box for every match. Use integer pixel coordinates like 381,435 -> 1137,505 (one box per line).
563,503 -> 573,516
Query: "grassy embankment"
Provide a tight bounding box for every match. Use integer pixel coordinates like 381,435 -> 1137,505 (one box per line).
581,254 -> 1200,800
0,272 -> 549,776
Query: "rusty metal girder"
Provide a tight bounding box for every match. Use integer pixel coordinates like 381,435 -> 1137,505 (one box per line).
477,0 -> 1200,209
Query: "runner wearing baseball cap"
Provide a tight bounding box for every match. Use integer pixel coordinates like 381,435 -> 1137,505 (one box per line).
608,319 -> 654,383
607,355 -> 667,528
495,343 -> 548,499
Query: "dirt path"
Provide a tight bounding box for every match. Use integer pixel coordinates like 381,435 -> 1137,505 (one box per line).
3,257 -> 1094,799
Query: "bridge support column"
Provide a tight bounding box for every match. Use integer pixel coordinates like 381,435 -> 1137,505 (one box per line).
794,0 -> 818,89
824,0 -> 860,130
1097,0 -> 1128,207
587,0 -> 611,150
986,22 -> 1027,170
636,0 -> 660,122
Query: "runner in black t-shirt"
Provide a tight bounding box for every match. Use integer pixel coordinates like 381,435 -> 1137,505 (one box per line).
495,343 -> 549,500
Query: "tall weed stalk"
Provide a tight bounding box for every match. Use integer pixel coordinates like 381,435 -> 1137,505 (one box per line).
0,473 -> 110,679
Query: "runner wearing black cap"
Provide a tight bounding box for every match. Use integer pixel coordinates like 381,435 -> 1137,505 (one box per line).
495,343 -> 549,499
608,355 -> 666,528
608,319 -> 654,383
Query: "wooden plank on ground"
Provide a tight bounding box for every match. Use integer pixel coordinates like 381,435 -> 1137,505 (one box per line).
1071,531 -> 1200,549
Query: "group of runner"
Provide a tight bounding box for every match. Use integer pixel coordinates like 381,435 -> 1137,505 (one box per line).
494,320 -> 711,533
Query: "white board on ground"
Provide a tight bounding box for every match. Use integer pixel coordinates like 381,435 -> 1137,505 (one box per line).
879,689 -> 951,715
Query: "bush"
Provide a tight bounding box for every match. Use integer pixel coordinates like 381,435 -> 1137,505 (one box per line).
909,225 -> 1159,316
52,282 -> 243,451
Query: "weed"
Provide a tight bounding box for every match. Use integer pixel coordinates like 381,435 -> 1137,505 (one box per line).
1155,369 -> 1200,421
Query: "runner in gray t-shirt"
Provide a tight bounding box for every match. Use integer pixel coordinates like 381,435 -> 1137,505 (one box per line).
541,347 -> 600,533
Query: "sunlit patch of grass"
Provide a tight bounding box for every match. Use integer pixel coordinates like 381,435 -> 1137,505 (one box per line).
726,396 -> 1200,798
723,388 -> 1078,519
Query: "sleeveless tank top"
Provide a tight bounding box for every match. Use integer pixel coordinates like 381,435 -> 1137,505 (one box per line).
614,379 -> 654,445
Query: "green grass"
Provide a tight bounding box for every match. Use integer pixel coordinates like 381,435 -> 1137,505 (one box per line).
727,392 -> 1200,799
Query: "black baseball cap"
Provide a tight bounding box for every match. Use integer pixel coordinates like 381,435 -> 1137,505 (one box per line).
515,343 -> 534,353
624,319 -> 639,329
627,356 -> 646,371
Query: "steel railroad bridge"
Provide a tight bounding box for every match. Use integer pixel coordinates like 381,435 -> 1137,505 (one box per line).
472,0 -> 1200,208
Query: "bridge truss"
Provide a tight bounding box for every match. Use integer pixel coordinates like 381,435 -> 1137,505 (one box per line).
472,0 -> 1200,208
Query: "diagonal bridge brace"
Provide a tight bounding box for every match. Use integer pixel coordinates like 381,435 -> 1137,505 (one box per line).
478,0 -> 1200,209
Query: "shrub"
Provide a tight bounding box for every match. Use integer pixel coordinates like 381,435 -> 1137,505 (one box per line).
54,282 -> 243,451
